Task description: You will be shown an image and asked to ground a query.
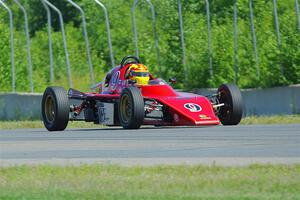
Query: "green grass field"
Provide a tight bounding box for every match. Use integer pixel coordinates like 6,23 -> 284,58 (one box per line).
240,115 -> 300,125
0,120 -> 104,130
0,115 -> 299,130
0,164 -> 299,200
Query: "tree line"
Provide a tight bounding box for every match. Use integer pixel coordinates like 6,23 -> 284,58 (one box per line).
0,0 -> 299,92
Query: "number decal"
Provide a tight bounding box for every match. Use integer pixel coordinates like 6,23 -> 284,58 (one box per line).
111,71 -> 120,90
184,103 -> 202,112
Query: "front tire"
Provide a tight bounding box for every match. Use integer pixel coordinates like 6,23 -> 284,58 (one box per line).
217,84 -> 243,125
41,87 -> 69,131
118,87 -> 144,129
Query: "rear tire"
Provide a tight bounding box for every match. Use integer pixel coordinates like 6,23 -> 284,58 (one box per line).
217,84 -> 243,125
41,86 -> 69,131
118,87 -> 144,129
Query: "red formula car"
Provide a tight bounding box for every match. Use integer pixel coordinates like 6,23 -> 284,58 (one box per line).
41,55 -> 243,131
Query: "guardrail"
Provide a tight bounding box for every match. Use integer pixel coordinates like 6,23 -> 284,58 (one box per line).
1,85 -> 299,120
196,85 -> 300,117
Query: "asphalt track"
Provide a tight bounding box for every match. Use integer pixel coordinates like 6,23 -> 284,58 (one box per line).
0,124 -> 300,166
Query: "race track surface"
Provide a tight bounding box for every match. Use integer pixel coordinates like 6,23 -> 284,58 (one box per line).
1,124 -> 300,166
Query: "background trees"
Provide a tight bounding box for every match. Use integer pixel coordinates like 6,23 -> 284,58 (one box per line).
0,0 -> 299,92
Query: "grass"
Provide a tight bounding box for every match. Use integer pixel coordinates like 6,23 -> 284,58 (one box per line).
0,115 -> 299,130
0,120 -> 104,130
241,114 -> 300,125
0,164 -> 299,200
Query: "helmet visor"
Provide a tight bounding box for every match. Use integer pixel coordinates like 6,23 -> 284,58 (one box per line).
131,71 -> 149,77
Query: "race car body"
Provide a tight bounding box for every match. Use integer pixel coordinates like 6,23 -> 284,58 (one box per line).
41,56 -> 243,131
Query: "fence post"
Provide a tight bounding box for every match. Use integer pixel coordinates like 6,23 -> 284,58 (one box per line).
13,0 -> 33,93
146,0 -> 161,76
177,0 -> 188,85
94,0 -> 115,68
272,0 -> 284,73
41,0 -> 54,83
273,0 -> 281,47
249,0 -> 260,78
204,0 -> 213,79
146,0 -> 162,76
233,0 -> 238,84
296,0 -> 300,32
131,0 -> 161,76
66,0 -> 94,86
42,0 -> 73,88
0,0 -> 15,92
131,0 -> 139,58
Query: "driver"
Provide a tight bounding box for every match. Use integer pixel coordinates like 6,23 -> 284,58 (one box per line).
126,64 -> 150,85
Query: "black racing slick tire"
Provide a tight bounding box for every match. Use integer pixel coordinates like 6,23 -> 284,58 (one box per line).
217,84 -> 243,125
118,87 -> 144,129
41,86 -> 69,131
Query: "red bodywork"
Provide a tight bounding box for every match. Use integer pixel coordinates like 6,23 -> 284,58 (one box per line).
71,64 -> 220,126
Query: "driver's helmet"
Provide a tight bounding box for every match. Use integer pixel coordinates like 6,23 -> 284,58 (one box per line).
127,64 -> 150,85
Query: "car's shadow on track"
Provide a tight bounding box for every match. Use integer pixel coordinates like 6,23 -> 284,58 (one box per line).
65,125 -> 214,132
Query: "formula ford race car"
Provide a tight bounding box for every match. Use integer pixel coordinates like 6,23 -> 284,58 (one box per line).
41,55 -> 243,131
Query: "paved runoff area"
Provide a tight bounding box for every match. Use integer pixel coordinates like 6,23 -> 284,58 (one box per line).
0,124 -> 299,166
